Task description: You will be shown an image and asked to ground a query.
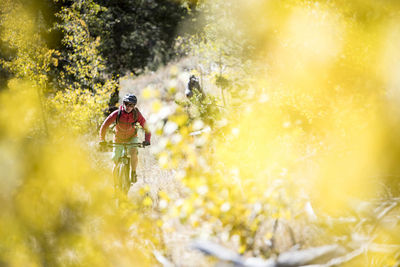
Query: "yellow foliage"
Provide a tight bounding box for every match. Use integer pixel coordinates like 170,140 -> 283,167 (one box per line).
151,0 -> 400,260
141,86 -> 160,99
47,80 -> 114,135
143,196 -> 153,207
0,81 -> 157,265
3,0 -> 400,265
0,3 -> 157,266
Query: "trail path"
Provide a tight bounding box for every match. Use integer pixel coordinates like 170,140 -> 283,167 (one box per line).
119,76 -> 183,203
113,78 -> 210,266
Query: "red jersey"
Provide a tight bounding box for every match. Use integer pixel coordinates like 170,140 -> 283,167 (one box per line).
99,105 -> 151,143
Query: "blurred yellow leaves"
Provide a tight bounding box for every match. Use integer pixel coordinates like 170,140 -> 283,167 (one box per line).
143,196 -> 153,207
0,79 -> 41,138
273,4 -> 344,88
0,3 -> 158,267
0,86 -> 156,266
151,0 -> 400,258
151,100 -> 163,113
3,0 -> 400,264
141,86 -> 160,100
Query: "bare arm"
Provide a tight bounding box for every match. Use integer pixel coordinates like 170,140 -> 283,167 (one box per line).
99,110 -> 118,141
137,110 -> 151,143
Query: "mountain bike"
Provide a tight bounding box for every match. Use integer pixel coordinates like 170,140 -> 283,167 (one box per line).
106,142 -> 144,197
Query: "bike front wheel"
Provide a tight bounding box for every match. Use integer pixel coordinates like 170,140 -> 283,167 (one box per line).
116,162 -> 130,196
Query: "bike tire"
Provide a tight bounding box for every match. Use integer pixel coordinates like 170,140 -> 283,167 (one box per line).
117,163 -> 130,195
114,163 -> 121,192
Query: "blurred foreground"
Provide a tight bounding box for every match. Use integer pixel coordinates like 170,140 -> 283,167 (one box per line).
2,0 -> 400,266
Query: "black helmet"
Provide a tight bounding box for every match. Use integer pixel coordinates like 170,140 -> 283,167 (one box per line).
123,94 -> 137,105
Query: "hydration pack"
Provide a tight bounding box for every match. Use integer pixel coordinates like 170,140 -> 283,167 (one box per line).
116,107 -> 139,126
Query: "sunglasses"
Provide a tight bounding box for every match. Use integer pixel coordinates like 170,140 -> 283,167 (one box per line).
124,102 -> 135,107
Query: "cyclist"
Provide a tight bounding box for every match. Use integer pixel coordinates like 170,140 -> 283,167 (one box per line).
99,93 -> 151,183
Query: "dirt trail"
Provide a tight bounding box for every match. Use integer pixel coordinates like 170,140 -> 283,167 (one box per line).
119,74 -> 183,203
127,133 -> 181,204
116,78 -> 210,266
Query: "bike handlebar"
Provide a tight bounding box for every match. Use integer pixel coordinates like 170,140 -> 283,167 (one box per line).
105,142 -> 145,148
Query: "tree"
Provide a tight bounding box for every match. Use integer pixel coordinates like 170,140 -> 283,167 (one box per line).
89,0 -> 191,75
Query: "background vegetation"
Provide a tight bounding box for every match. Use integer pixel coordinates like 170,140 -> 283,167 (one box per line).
1,0 -> 400,266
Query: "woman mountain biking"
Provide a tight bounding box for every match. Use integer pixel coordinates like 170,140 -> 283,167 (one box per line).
99,93 -> 151,183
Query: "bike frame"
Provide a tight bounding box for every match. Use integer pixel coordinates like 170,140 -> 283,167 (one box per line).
106,142 -> 144,196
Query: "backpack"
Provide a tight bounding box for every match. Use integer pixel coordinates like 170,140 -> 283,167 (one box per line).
116,107 -> 139,126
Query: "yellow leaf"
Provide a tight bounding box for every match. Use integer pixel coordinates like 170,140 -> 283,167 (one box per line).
143,196 -> 153,207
